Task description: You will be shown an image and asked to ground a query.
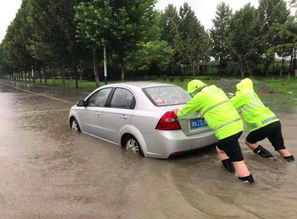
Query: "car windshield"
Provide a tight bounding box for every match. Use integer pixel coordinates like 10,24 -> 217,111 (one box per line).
144,86 -> 191,106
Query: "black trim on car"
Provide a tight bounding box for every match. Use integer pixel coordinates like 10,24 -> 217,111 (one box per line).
105,87 -> 116,107
85,87 -> 114,107
107,87 -> 136,110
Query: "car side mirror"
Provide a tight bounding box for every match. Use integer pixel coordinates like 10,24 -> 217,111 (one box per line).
77,100 -> 86,107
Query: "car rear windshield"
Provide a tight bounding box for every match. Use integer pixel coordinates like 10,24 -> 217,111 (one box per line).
144,86 -> 191,106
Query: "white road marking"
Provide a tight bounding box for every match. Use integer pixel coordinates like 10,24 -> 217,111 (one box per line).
14,109 -> 69,114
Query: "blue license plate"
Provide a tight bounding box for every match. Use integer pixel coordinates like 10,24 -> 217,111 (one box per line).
190,118 -> 208,129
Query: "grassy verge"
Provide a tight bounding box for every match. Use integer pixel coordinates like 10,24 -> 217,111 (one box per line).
257,77 -> 297,98
19,76 -> 219,92
10,76 -> 296,114
16,76 -> 297,98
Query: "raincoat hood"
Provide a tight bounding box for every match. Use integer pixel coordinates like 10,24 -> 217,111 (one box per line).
236,78 -> 254,91
187,80 -> 207,94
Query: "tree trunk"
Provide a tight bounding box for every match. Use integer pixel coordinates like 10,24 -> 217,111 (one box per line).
240,56 -> 244,78
74,62 -> 79,89
120,64 -> 125,81
32,66 -> 35,84
280,58 -> 284,77
289,52 -> 294,79
293,49 -> 297,77
79,70 -> 82,81
28,71 -> 31,82
265,61 -> 270,77
219,59 -> 222,76
52,69 -> 56,85
61,71 -> 65,87
92,49 -> 100,87
43,68 -> 47,85
289,47 -> 296,77
39,70 -> 42,84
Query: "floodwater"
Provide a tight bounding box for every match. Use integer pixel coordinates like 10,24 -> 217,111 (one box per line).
0,80 -> 297,219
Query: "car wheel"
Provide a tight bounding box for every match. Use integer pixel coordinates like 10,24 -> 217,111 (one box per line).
70,118 -> 81,132
123,135 -> 143,156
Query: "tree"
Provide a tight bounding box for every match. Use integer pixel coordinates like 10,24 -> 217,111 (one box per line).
290,0 -> 297,15
75,0 -> 157,82
126,40 -> 173,76
257,0 -> 290,76
269,17 -> 297,76
173,2 -> 209,75
1,0 -> 37,81
210,2 -> 233,75
159,4 -> 179,47
1,0 -> 85,86
27,0 -> 68,84
0,43 -> 10,78
229,4 -> 259,78
47,0 -> 86,88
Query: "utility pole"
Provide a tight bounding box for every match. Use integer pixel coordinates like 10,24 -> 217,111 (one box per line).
104,46 -> 108,85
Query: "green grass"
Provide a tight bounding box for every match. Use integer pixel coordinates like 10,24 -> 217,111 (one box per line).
19,76 -> 219,92
16,76 -> 297,98
257,77 -> 297,98
14,76 -> 297,113
252,77 -> 297,112
21,78 -> 104,91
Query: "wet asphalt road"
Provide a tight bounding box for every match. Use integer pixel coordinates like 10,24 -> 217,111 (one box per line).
0,80 -> 297,219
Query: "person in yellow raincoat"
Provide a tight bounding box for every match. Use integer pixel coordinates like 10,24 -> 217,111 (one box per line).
230,78 -> 294,162
173,80 -> 254,183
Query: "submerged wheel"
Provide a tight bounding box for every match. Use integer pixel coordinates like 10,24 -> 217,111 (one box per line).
122,135 -> 143,156
70,118 -> 81,132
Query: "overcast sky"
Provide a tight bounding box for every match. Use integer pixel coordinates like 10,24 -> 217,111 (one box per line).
0,0 -> 293,43
0,0 -> 22,42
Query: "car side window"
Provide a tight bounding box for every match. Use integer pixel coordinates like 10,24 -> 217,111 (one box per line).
110,88 -> 135,109
87,88 -> 112,107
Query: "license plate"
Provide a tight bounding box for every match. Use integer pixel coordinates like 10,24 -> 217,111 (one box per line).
190,118 -> 208,129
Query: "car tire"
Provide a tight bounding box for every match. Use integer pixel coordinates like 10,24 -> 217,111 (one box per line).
70,117 -> 81,132
122,135 -> 144,156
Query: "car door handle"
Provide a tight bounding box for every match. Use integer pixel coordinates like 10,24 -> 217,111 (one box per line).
120,114 -> 128,119
95,112 -> 101,117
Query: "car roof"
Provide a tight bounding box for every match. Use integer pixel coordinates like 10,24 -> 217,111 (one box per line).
105,82 -> 177,89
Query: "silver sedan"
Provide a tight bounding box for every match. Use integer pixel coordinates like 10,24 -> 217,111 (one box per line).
69,82 -> 217,159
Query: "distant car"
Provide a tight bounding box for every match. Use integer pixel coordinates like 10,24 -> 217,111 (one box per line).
69,82 -> 217,159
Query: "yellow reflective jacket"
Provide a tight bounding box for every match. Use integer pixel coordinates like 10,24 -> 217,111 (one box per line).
230,78 -> 279,132
177,85 -> 243,140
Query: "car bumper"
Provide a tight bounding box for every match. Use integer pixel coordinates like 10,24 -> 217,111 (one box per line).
143,130 -> 218,159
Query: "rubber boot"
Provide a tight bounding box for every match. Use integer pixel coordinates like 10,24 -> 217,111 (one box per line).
253,145 -> 274,159
238,174 -> 255,184
221,159 -> 235,173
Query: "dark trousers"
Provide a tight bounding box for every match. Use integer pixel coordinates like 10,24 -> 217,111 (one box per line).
217,131 -> 244,162
246,121 -> 285,151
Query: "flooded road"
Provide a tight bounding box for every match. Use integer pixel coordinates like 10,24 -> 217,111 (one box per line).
0,80 -> 297,218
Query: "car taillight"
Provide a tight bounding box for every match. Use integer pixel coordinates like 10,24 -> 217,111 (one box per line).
156,111 -> 181,130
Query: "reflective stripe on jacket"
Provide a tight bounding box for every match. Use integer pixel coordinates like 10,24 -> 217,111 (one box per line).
230,78 -> 279,132
177,85 -> 243,140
